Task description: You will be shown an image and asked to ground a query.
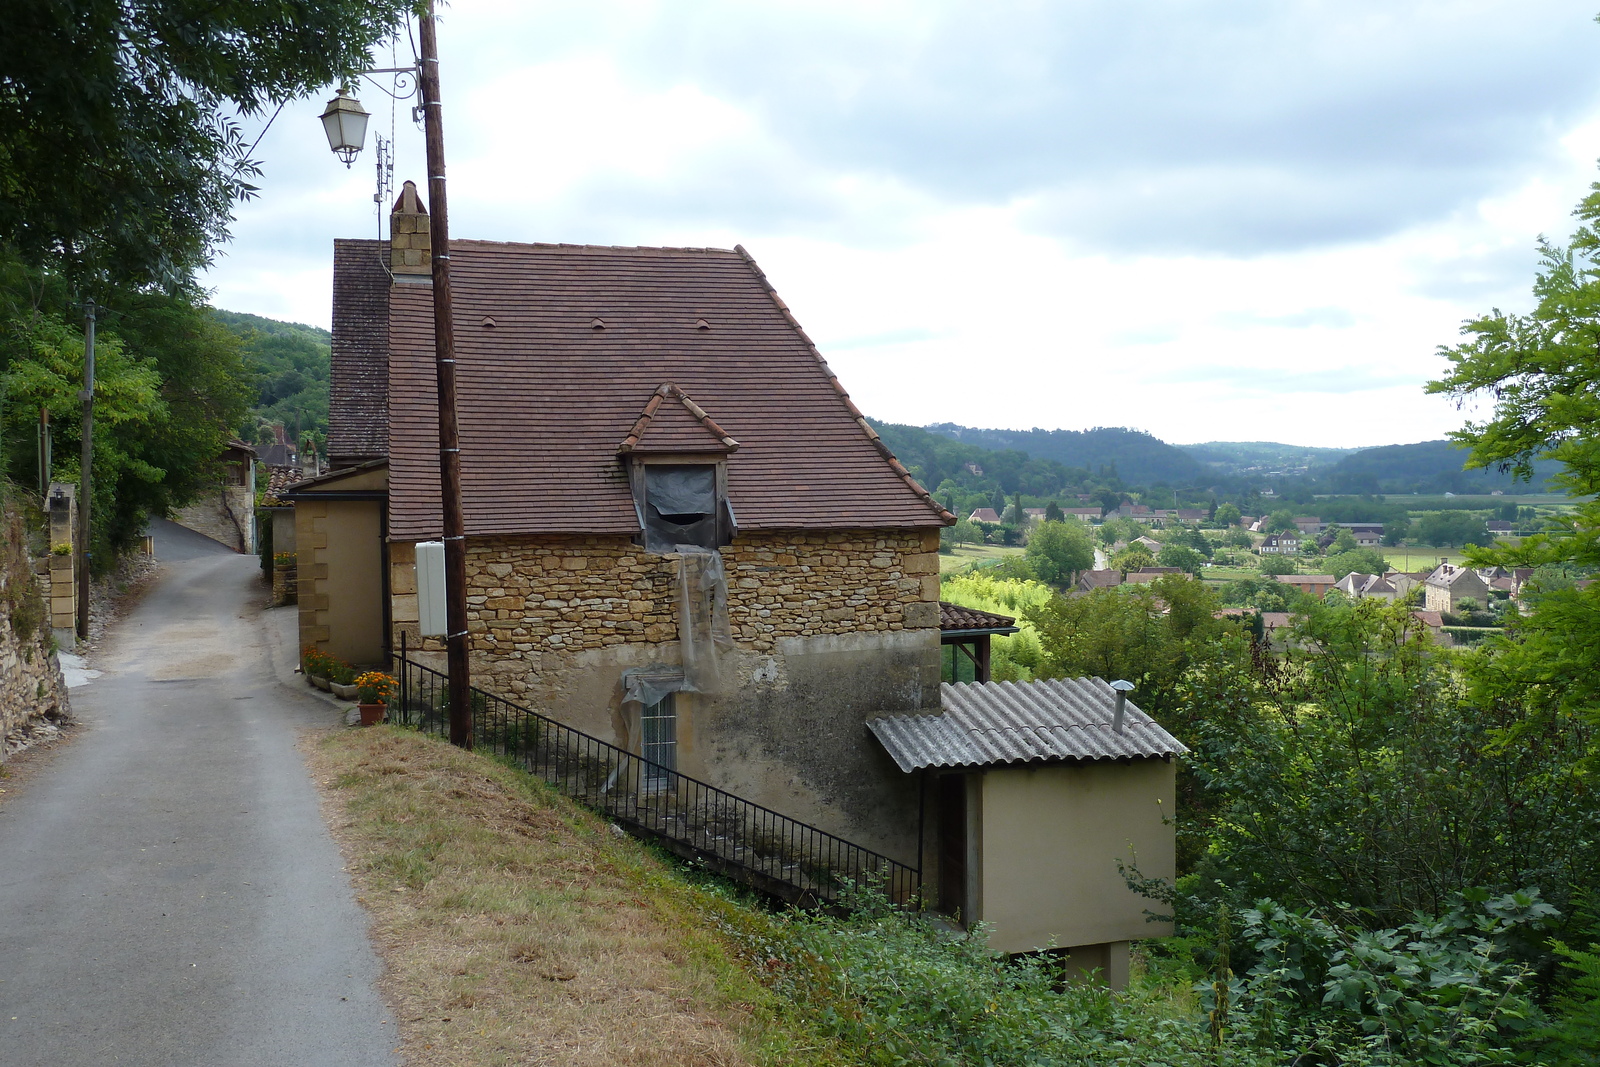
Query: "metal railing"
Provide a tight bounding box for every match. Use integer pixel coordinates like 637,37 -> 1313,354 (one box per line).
390,642 -> 918,908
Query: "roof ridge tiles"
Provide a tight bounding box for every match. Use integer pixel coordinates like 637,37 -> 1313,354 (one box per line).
732,243 -> 955,527
450,238 -> 740,256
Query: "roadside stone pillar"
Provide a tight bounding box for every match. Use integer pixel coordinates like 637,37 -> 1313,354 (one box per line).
46,483 -> 77,647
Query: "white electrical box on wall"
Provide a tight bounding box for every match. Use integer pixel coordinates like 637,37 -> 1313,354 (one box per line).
416,540 -> 447,637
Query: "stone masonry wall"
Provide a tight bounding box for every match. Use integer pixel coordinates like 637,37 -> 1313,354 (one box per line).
390,528 -> 942,677
2,495 -> 69,755
171,484 -> 253,553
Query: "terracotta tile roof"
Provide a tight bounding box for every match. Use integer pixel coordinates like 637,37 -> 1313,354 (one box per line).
1276,573 -> 1336,585
378,240 -> 952,540
939,602 -> 1018,632
260,466 -> 304,506
1411,609 -> 1445,628
968,508 -> 1002,523
328,239 -> 391,467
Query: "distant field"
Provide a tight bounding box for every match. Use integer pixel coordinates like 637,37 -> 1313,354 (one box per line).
940,543 -> 1025,574
1382,546 -> 1462,571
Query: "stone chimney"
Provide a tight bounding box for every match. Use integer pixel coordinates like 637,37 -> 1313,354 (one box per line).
390,180 -> 431,278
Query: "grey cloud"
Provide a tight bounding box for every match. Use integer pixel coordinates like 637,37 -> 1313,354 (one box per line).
490,1 -> 1600,257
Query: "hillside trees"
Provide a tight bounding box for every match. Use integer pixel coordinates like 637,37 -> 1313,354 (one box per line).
0,258 -> 251,564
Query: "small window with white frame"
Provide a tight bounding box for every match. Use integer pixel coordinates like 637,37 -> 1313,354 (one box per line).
640,692 -> 677,788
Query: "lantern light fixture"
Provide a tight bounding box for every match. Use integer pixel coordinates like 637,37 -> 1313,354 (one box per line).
319,88 -> 371,167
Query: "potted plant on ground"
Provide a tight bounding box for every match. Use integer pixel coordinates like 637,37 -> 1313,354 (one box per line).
329,660 -> 360,700
354,671 -> 396,726
302,646 -> 332,689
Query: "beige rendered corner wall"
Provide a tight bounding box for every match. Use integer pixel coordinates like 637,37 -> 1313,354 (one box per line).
978,759 -> 1176,956
296,498 -> 385,666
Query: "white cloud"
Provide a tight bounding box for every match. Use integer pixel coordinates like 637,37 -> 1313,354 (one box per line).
200,1 -> 1600,449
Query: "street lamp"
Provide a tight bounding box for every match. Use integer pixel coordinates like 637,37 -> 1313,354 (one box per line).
318,4 -> 473,750
319,88 -> 371,167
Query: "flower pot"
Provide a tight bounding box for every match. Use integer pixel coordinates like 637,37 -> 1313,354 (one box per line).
330,681 -> 359,700
311,674 -> 331,691
358,702 -> 386,727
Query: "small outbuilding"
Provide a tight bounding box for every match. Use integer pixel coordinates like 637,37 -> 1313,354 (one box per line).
868,677 -> 1185,987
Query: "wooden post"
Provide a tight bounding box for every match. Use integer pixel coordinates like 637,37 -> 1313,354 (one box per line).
76,301 -> 95,641
418,3 -> 472,749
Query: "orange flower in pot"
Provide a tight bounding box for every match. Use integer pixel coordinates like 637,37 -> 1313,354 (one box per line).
354,671 -> 396,727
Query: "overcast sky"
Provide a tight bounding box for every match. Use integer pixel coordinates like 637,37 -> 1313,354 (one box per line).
201,1 -> 1600,449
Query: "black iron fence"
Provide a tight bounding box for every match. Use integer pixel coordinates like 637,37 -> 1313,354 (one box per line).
390,643 -> 918,908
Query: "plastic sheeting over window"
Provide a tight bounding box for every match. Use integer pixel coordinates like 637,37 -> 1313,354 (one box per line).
617,545 -> 733,702
642,464 -> 717,552
677,546 -> 733,693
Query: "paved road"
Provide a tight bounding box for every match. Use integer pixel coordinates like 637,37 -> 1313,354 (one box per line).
0,547 -> 398,1065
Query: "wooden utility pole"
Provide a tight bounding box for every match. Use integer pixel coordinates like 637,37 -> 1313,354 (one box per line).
76,301 -> 95,641
418,4 -> 472,749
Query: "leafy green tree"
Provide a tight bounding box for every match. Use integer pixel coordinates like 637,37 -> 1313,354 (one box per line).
1180,597 -> 1599,929
1383,517 -> 1413,546
1110,545 -> 1152,575
1023,519 -> 1094,588
1328,526 -> 1359,554
1027,575 -> 1239,715
1258,553 -> 1298,576
1,0 -> 412,288
1322,547 -> 1389,581
949,519 -> 980,546
1156,543 -> 1205,575
1265,509 -> 1299,534
1215,502 -> 1242,527
1006,492 -> 1025,526
1415,510 -> 1488,547
1224,527 -> 1255,548
1043,500 -> 1063,522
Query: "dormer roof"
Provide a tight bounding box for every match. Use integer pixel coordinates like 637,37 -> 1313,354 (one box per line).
618,384 -> 739,455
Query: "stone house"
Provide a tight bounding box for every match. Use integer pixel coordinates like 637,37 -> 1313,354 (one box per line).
1333,572 -> 1396,601
1259,533 -> 1300,554
1423,563 -> 1490,614
290,185 -> 1185,970
293,183 -> 952,871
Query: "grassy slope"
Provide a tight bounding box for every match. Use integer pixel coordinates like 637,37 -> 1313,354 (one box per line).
306,727 -> 850,1067
939,543 -> 1024,574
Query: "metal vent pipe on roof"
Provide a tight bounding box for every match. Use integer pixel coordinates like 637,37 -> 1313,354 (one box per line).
1110,679 -> 1135,734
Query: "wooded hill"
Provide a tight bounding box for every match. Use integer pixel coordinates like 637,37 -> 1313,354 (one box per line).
211,310 -> 332,448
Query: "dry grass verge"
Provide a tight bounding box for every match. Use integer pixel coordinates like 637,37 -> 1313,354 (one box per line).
305,726 -> 851,1067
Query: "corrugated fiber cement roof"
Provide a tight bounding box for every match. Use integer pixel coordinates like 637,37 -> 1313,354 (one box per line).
867,677 -> 1189,772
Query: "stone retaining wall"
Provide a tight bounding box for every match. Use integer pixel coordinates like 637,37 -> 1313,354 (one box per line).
2,495 -> 69,755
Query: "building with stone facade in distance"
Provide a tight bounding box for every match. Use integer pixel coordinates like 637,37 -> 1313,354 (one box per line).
1423,562 -> 1491,614
287,184 -> 1183,977
169,440 -> 256,553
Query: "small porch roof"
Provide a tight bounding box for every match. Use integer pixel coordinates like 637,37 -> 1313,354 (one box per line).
939,601 -> 1019,639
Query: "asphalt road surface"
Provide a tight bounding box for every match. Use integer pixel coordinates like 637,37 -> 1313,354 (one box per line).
0,542 -> 398,1065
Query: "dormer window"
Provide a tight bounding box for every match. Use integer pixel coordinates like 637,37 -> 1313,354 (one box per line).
618,383 -> 740,553
633,461 -> 734,552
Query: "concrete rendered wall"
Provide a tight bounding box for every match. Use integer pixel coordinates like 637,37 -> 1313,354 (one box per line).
296,490 -> 386,666
977,759 -> 1176,956
390,529 -> 943,862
